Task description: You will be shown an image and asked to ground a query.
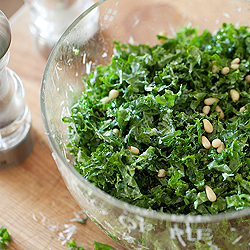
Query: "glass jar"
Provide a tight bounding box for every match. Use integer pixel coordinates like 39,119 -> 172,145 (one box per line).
25,0 -> 96,58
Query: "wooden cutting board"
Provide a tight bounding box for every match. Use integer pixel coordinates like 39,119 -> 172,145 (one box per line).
0,5 -> 127,250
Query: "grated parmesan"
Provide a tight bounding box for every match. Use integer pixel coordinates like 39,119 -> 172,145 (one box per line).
69,211 -> 84,222
222,173 -> 234,181
32,213 -> 38,222
60,224 -> 78,245
32,210 -> 84,245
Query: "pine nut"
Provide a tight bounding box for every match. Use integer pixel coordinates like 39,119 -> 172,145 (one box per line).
202,119 -> 213,133
158,169 -> 166,177
245,75 -> 250,83
217,142 -> 225,154
100,96 -> 110,103
215,105 -> 224,119
230,89 -> 240,102
212,138 -> 222,148
202,106 -> 210,114
204,97 -> 219,106
221,67 -> 230,75
239,106 -> 245,113
128,146 -> 139,155
231,64 -> 239,70
109,89 -> 119,100
205,185 -> 217,202
202,136 -> 211,149
158,31 -> 167,44
212,65 -> 220,73
113,128 -> 120,134
231,58 -> 240,64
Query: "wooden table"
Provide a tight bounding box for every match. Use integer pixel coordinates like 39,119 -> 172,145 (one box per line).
0,5 -> 126,250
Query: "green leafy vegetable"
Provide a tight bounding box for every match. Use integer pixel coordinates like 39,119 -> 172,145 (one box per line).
0,227 -> 11,250
77,214 -> 88,224
66,239 -> 118,250
63,23 -> 250,215
66,239 -> 84,250
93,241 -> 117,250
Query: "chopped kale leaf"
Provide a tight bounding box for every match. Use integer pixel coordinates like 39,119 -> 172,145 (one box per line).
63,23 -> 250,215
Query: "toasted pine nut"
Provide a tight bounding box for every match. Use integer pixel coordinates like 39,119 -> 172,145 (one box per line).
128,146 -> 139,155
231,64 -> 239,70
212,65 -> 220,73
212,138 -> 222,148
100,96 -> 110,103
158,169 -> 166,177
113,128 -> 120,134
204,98 -> 219,106
205,185 -> 217,202
230,89 -> 240,102
202,106 -> 210,114
202,136 -> 211,149
239,106 -> 246,113
158,31 -> 167,44
231,58 -> 240,64
202,119 -> 213,133
109,89 -> 119,100
158,31 -> 167,36
245,75 -> 250,83
221,67 -> 230,75
215,105 -> 225,119
217,142 -> 225,154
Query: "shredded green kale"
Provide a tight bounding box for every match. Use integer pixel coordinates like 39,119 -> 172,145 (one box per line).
66,239 -> 84,250
0,227 -> 11,250
77,214 -> 88,224
63,23 -> 250,215
92,241 -> 117,250
66,239 -> 117,250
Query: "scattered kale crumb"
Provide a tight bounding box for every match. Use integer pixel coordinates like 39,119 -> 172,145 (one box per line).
40,139 -> 47,147
63,22 -> 250,215
0,226 -> 12,250
66,239 -> 117,250
66,239 -> 84,250
77,214 -> 88,224
92,241 -> 117,250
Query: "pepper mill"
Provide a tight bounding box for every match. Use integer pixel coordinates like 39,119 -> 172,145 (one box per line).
0,11 -> 34,170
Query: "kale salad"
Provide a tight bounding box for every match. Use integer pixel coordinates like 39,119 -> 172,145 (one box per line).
63,23 -> 250,215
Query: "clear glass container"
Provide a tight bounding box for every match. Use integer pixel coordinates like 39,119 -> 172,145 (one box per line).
41,0 -> 250,249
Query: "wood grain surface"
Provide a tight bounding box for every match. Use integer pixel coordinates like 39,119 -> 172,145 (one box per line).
0,5 -> 127,250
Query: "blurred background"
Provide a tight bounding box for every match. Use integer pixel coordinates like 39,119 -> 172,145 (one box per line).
0,0 -> 24,18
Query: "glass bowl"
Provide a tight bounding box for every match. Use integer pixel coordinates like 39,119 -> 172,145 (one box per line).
41,0 -> 250,249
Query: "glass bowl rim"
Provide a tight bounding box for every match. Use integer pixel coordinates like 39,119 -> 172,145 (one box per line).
40,0 -> 250,224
